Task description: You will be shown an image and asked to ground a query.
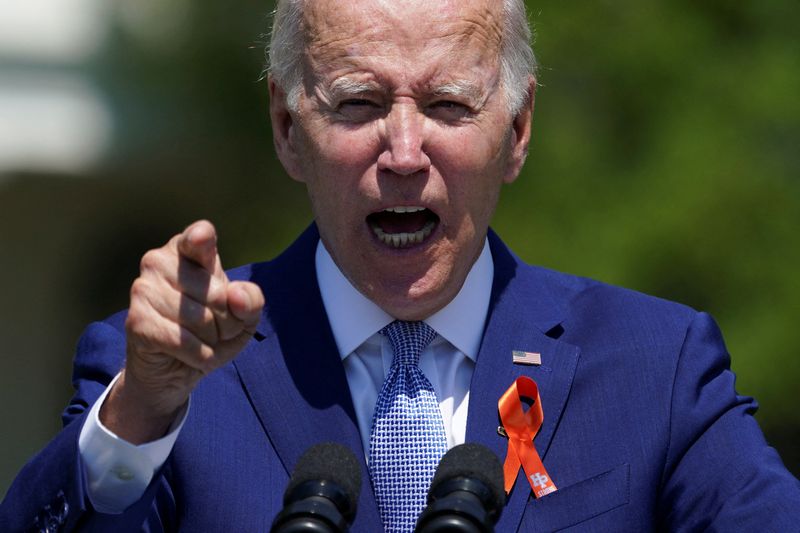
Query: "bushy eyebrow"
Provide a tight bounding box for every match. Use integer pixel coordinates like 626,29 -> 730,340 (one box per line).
431,81 -> 483,102
326,77 -> 484,102
327,77 -> 379,98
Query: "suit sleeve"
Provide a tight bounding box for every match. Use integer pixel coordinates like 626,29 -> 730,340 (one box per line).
0,317 -> 177,532
657,312 -> 800,531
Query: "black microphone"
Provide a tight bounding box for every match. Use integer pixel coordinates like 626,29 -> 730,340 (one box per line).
270,442 -> 362,533
415,443 -> 506,533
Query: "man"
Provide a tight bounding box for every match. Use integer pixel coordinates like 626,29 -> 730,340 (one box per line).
2,0 -> 799,530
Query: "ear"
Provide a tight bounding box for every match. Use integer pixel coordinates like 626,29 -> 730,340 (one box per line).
503,75 -> 537,184
268,77 -> 305,183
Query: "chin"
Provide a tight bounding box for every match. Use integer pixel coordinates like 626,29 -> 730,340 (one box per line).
379,299 -> 440,322
371,273 -> 455,321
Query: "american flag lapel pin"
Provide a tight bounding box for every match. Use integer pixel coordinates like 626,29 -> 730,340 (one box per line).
512,350 -> 541,366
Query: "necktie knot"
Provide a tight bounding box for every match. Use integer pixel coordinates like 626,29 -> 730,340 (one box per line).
381,320 -> 436,367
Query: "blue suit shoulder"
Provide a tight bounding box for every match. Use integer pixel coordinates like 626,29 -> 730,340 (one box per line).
552,267 -> 700,347
495,235 -> 702,350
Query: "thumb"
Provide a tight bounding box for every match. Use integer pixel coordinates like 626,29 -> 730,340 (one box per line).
227,281 -> 265,332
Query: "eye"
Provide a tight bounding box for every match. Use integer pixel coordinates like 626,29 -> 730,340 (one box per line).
427,100 -> 472,121
337,99 -> 383,122
340,98 -> 378,108
432,100 -> 463,109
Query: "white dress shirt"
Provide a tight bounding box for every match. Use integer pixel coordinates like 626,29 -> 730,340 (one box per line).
316,239 -> 493,454
78,238 -> 494,512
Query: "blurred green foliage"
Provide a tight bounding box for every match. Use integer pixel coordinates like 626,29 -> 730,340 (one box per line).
1,0 -> 798,494
501,0 -> 800,432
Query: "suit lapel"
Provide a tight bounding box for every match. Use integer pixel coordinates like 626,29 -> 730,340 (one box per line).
232,225 -> 382,530
467,232 -> 580,531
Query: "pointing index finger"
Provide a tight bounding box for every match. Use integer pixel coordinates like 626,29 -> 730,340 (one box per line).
177,220 -> 219,274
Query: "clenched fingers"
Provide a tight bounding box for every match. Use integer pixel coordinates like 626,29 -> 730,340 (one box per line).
126,306 -> 252,376
130,276 -> 219,344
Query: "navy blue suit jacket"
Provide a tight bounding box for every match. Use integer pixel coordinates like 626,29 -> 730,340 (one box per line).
3,225 -> 799,531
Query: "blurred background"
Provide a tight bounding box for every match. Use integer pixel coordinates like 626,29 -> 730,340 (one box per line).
1,0 -> 798,496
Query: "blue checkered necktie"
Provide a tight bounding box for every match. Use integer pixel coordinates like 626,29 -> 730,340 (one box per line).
369,320 -> 448,532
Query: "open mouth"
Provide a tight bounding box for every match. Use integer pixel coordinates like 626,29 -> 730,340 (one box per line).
367,206 -> 440,248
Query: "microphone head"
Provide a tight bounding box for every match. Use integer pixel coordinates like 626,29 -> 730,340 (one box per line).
429,443 -> 505,514
284,442 -> 362,520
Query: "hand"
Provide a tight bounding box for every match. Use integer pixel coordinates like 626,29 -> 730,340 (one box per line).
100,220 -> 265,444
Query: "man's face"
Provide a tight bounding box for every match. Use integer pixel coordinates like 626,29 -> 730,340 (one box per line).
270,0 -> 533,320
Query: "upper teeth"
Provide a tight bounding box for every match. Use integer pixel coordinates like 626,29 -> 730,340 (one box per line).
384,206 -> 425,214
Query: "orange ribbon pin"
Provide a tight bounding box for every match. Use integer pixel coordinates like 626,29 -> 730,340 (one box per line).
498,376 -> 557,497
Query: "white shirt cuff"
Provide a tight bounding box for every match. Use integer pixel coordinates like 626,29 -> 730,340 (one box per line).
78,373 -> 189,513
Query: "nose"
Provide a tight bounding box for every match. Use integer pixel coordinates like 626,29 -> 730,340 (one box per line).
377,102 -> 430,176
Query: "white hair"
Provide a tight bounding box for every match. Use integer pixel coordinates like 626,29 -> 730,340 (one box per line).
266,0 -> 536,115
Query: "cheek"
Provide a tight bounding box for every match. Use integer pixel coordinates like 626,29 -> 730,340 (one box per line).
299,127 -> 380,203
431,123 -> 509,175
312,124 -> 381,171
429,136 -> 508,242
300,131 -> 380,229
432,131 -> 508,195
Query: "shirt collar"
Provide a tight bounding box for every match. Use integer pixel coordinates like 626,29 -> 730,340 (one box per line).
315,239 -> 493,362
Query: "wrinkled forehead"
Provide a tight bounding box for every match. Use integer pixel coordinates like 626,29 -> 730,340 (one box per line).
301,0 -> 504,73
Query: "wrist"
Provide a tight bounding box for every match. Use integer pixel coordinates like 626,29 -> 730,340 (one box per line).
99,370 -> 188,444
